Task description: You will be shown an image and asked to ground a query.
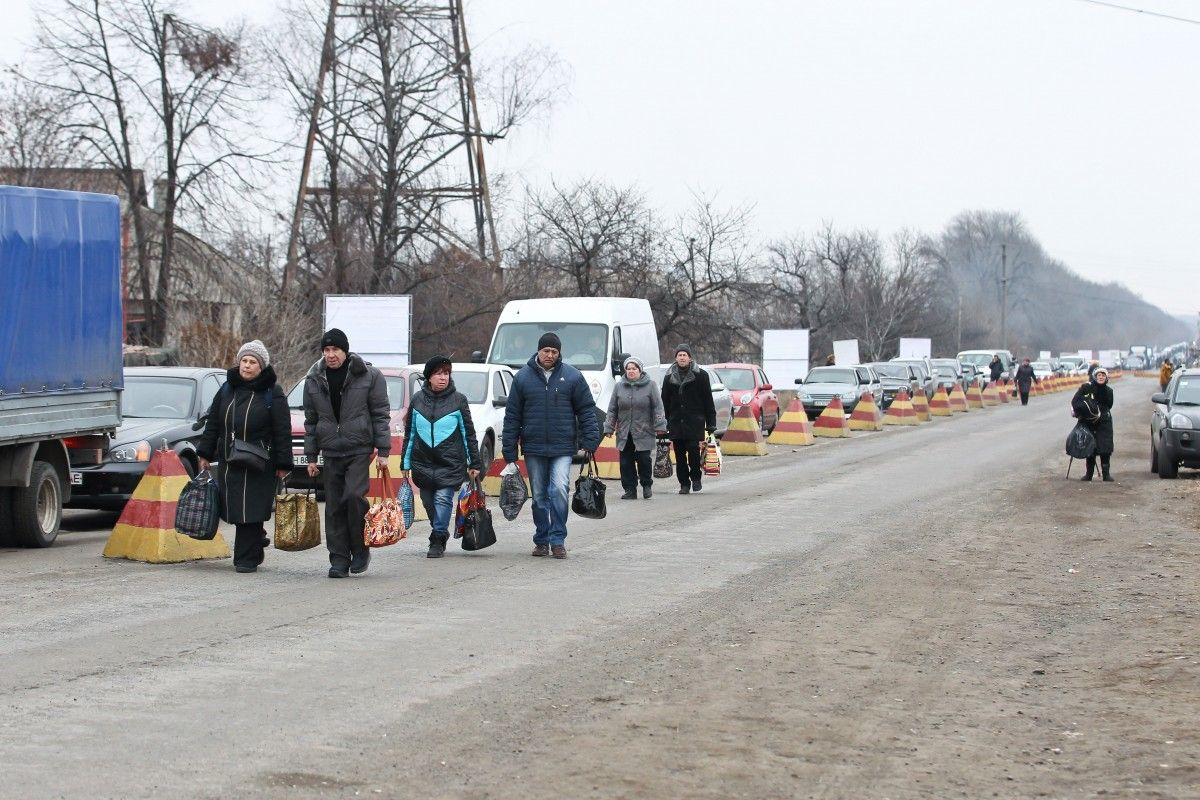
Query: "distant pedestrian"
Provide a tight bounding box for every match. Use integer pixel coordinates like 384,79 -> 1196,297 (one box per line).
604,356 -> 667,500
1160,359 -> 1174,392
303,328 -> 392,578
988,355 -> 1003,383
825,354 -> 836,366
661,344 -> 716,494
1071,366 -> 1114,481
196,340 -> 293,573
1014,357 -> 1038,405
501,332 -> 601,559
401,356 -> 480,558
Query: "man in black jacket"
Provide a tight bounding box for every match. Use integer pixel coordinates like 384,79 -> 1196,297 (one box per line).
1014,358 -> 1038,406
303,328 -> 392,578
661,344 -> 717,494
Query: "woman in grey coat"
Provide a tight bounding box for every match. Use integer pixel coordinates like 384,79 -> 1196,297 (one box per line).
604,356 -> 668,499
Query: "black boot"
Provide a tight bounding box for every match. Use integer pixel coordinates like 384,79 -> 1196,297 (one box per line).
427,537 -> 447,558
1101,456 -> 1113,481
642,485 -> 652,499
1082,457 -> 1094,481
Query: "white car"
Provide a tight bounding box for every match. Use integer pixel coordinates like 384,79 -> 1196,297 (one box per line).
1030,361 -> 1054,381
412,362 -> 514,473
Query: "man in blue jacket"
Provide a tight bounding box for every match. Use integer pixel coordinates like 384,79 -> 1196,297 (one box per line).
502,332 -> 601,559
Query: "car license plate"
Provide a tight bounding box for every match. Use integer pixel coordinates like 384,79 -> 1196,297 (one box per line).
70,471 -> 83,485
293,454 -> 323,466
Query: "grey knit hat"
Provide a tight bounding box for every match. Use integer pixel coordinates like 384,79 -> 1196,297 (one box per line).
622,356 -> 645,373
237,340 -> 270,368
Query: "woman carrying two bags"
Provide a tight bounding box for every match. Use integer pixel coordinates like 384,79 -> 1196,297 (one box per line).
197,341 -> 293,572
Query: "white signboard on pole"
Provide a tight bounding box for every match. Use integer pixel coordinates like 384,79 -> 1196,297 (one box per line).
898,337 -> 931,359
1039,350 -> 1052,360
762,329 -> 809,387
833,339 -> 860,367
324,294 -> 413,368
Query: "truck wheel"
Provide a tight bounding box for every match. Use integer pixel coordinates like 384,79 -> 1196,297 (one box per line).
12,461 -> 62,547
1158,445 -> 1178,479
0,488 -> 14,547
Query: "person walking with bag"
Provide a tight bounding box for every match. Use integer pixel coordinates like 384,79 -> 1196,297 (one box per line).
1014,357 -> 1038,406
303,328 -> 392,578
661,344 -> 716,494
196,341 -> 292,573
1160,359 -> 1175,392
1071,365 -> 1115,482
604,356 -> 667,500
401,356 -> 481,558
502,332 -> 601,559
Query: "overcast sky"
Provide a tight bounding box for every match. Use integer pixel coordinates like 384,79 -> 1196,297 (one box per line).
4,0 -> 1198,317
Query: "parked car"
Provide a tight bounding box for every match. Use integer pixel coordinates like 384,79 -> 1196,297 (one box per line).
409,362 -> 514,475
1029,361 -> 1054,381
959,363 -> 987,387
866,362 -> 917,410
710,362 -> 781,433
285,366 -> 422,490
644,364 -> 733,438
1150,368 -> 1200,478
66,367 -> 227,509
889,358 -> 935,399
928,358 -> 965,390
796,365 -> 884,420
958,349 -> 1014,380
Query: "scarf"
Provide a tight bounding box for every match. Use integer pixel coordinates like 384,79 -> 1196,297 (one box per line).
668,362 -> 695,388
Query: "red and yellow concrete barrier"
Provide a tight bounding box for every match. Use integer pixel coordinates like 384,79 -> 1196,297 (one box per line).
767,399 -> 815,446
929,385 -> 952,416
722,405 -> 769,456
848,391 -> 883,431
813,396 -> 851,438
882,389 -> 919,426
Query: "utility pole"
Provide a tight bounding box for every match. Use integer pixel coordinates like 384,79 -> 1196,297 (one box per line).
999,244 -> 1009,350
957,294 -> 963,352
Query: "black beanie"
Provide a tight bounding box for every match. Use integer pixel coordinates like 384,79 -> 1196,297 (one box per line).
320,328 -> 350,353
423,355 -> 453,380
538,332 -> 562,351
675,343 -> 693,358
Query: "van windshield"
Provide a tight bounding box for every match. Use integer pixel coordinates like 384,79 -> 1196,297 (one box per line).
490,323 -> 610,370
959,353 -> 993,368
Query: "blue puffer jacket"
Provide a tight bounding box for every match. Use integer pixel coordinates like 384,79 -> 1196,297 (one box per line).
502,354 -> 601,461
401,380 -> 480,490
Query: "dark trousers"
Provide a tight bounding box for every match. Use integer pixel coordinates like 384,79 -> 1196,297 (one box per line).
619,436 -> 653,492
673,438 -> 702,485
322,454 -> 371,570
1019,388 -> 1030,405
1085,454 -> 1111,478
233,522 -> 266,569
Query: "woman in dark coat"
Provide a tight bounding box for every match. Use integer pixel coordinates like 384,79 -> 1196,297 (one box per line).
988,355 -> 1003,383
197,340 -> 294,572
661,344 -> 716,494
1070,365 -> 1114,482
1014,358 -> 1038,405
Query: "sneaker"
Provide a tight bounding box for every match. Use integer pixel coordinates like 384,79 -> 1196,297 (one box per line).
531,544 -> 550,557
620,490 -> 637,500
350,550 -> 371,574
678,484 -> 690,495
692,479 -> 702,493
328,567 -> 349,578
642,486 -> 653,499
550,545 -> 567,559
427,542 -> 445,558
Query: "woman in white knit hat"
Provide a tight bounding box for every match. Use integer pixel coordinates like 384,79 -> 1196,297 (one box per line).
196,341 -> 294,571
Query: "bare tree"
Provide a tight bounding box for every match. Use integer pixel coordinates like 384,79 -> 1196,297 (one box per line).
0,72 -> 81,177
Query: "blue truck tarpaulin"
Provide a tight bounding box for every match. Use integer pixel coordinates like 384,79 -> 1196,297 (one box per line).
0,186 -> 124,397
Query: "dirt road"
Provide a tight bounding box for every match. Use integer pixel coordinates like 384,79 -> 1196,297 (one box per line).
3,377 -> 1196,799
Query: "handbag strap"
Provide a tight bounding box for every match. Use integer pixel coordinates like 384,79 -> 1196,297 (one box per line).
376,464 -> 395,499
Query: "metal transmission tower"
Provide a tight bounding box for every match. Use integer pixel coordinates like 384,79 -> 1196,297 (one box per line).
282,0 -> 501,295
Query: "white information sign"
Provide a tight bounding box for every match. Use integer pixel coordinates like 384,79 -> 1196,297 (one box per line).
762,329 -> 810,387
898,338 -> 931,359
833,339 -> 860,367
324,294 -> 413,368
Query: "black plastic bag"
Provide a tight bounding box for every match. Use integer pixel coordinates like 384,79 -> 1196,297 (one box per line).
1065,422 -> 1096,459
461,479 -> 496,551
653,438 -> 673,479
571,456 -> 607,520
499,467 -> 528,521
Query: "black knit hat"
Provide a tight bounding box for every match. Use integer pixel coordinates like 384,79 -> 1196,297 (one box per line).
423,355 -> 453,380
320,328 -> 350,353
675,343 -> 693,358
538,332 -> 562,351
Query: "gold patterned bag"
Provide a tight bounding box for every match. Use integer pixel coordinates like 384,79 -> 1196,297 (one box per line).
274,489 -> 322,552
364,466 -> 406,547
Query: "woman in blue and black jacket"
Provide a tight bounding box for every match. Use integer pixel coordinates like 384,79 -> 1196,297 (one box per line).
401,356 -> 480,558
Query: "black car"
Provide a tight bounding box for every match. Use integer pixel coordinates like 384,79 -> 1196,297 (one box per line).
866,362 -> 918,410
66,367 -> 227,509
1151,368 -> 1200,479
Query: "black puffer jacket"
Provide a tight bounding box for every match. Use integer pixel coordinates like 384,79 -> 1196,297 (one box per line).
1071,379 -> 1114,455
196,367 -> 293,524
302,354 -> 391,460
662,364 -> 717,441
401,379 -> 480,490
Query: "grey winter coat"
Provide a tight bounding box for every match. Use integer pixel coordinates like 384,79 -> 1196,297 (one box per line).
604,375 -> 667,452
303,354 -> 391,460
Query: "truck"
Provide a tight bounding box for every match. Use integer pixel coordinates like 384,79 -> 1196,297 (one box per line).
0,186 -> 124,547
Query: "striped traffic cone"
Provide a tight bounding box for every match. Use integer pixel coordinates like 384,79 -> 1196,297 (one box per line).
948,383 -> 970,413
767,399 -> 815,446
848,391 -> 883,431
722,405 -> 769,455
882,389 -> 919,426
813,396 -> 851,437
965,382 -> 985,409
910,388 -> 932,421
929,385 -> 952,416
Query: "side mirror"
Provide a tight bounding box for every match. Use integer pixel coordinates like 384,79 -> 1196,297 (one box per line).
492,397 -> 508,408
612,352 -> 630,376
1151,392 -> 1168,404
794,378 -> 804,384
470,350 -> 484,364
760,383 -> 773,391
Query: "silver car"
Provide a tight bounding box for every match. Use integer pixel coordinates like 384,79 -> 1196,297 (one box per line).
644,364 -> 733,438
796,365 -> 884,420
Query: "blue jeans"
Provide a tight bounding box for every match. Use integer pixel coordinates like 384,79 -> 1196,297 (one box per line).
524,455 -> 572,546
419,486 -> 458,543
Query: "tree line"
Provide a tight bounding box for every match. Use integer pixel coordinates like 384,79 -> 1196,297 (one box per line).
0,0 -> 1186,385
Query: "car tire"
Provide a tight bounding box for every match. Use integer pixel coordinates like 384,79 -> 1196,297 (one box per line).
1158,443 -> 1178,479
479,435 -> 495,477
11,461 -> 62,548
181,453 -> 198,478
1150,438 -> 1159,474
0,487 -> 15,547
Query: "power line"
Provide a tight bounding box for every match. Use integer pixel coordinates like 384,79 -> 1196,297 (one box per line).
1069,0 -> 1200,26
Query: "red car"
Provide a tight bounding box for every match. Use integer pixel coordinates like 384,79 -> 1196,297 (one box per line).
710,363 -> 781,434
284,366 -> 422,490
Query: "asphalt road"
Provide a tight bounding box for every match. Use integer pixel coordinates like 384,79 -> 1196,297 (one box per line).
3,379 -> 1195,799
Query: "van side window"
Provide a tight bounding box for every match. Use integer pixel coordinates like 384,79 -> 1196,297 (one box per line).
612,326 -> 623,359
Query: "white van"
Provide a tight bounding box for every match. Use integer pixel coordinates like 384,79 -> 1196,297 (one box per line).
480,297 -> 660,428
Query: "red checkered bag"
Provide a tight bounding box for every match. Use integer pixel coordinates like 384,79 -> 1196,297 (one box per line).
702,436 -> 722,477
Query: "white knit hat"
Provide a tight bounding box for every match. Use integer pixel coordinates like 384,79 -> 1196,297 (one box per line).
237,340 -> 270,368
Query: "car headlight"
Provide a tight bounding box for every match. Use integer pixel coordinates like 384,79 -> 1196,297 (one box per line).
739,392 -> 752,405
800,392 -> 812,402
110,440 -> 152,462
1169,413 -> 1194,429
841,391 -> 856,401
